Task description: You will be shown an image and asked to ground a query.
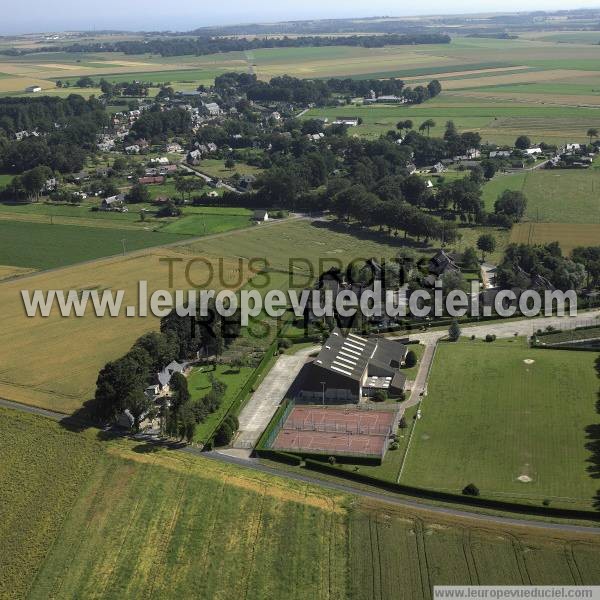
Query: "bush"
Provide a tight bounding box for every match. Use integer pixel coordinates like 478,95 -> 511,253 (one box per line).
448,320 -> 461,342
372,390 -> 388,403
214,421 -> 234,446
389,441 -> 399,451
485,334 -> 497,343
462,483 -> 480,497
404,350 -> 417,368
277,338 -> 293,350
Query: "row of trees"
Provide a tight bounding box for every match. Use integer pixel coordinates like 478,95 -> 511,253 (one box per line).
243,73 -> 441,106
12,33 -> 451,58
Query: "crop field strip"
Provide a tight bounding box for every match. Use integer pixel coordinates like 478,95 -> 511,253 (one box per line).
3,408 -> 600,600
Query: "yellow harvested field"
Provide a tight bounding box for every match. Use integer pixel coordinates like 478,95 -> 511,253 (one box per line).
403,65 -> 532,81
0,77 -> 50,92
510,222 -> 600,255
0,265 -> 37,281
440,69 -> 595,90
0,248 -> 249,414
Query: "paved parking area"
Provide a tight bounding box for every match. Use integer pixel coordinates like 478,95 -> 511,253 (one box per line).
232,348 -> 315,449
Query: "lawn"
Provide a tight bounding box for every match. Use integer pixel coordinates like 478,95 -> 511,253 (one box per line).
0,220 -> 187,270
195,158 -> 263,179
400,338 -> 600,510
0,173 -> 14,187
3,407 -> 600,599
161,213 -> 252,236
188,364 -> 255,444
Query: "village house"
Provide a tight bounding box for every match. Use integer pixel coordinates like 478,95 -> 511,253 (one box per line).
100,194 -> 126,211
150,157 -> 170,165
239,174 -> 257,191
204,102 -> 222,117
430,162 -> 447,174
525,147 -> 542,156
187,149 -> 202,165
157,361 -> 185,393
165,142 -> 183,153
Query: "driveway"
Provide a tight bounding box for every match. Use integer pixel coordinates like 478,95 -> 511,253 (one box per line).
231,347 -> 316,450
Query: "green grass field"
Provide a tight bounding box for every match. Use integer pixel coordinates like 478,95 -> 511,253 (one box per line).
0,220 -> 187,269
3,407 -> 600,599
195,159 -> 263,179
483,169 -> 600,224
304,99 -> 600,145
186,219 -> 430,277
400,338 -> 599,509
161,213 -> 252,236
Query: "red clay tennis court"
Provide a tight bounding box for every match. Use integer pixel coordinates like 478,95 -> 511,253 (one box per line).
281,405 -> 396,436
272,429 -> 387,457
270,405 -> 398,459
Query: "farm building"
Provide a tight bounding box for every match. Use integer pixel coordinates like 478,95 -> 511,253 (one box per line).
138,176 -> 165,185
333,117 -> 359,127
296,329 -> 408,404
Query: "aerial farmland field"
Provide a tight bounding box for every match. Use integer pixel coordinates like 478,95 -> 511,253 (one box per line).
509,223 -> 600,255
0,248 -> 249,413
2,408 -> 599,599
482,168 -> 600,224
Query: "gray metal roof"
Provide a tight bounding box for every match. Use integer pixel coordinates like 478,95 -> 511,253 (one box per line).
313,330 -> 376,382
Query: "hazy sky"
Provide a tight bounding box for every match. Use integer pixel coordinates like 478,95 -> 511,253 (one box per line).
3,1 -> 600,35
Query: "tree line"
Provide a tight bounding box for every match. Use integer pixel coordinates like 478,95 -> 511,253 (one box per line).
3,33 -> 451,58
93,301 -> 242,441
